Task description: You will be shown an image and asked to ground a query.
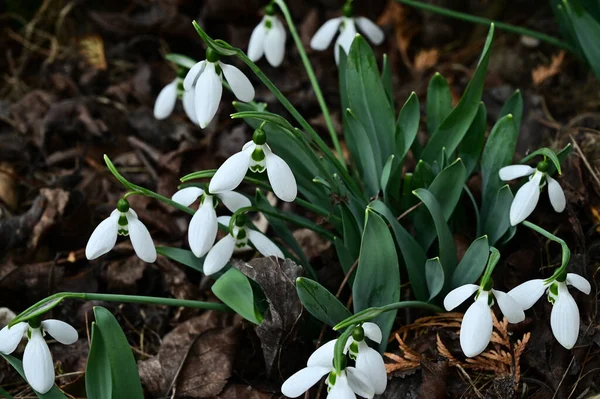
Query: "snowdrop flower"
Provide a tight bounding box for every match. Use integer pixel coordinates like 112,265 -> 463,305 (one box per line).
209,128 -> 297,202
444,283 -> 525,357
508,273 -> 590,349
0,319 -> 78,393
183,48 -> 255,128
310,3 -> 384,64
345,323 -> 387,394
499,161 -> 566,226
203,214 -> 284,275
171,187 -> 251,258
248,4 -> 286,67
153,78 -> 198,124
281,339 -> 375,398
85,198 -> 156,263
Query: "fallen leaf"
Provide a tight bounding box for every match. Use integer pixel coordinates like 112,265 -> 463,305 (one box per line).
30,188 -> 70,248
414,49 -> 439,73
216,384 -> 276,399
105,256 -> 147,292
532,51 -> 565,87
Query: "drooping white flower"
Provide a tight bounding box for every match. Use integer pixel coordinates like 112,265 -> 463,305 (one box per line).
499,163 -> 566,226
209,128 -> 297,202
153,78 -> 198,124
281,339 -> 375,398
508,273 -> 590,349
248,7 -> 286,67
0,320 -> 78,394
345,323 -> 387,394
171,187 -> 251,258
203,215 -> 284,275
85,198 -> 156,263
310,4 -> 384,64
183,48 -> 255,128
444,284 -> 525,357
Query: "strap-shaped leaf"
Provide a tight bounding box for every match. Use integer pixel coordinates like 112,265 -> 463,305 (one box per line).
451,235 -> 489,288
296,277 -> 352,327
381,54 -> 394,105
562,0 -> 600,79
212,268 -> 263,325
426,73 -> 453,136
459,102 -> 487,176
499,89 -> 523,129
0,354 -> 67,398
395,92 -> 420,162
156,246 -> 204,272
482,185 -> 514,245
345,109 -> 381,195
425,257 -> 445,301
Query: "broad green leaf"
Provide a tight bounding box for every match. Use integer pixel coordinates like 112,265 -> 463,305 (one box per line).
421,24 -> 495,162
395,92 -> 420,162
345,109 -> 381,195
334,237 -> 356,275
480,114 -> 518,227
346,35 -> 396,172
352,209 -> 400,351
562,0 -> 600,79
499,89 -> 523,129
165,53 -> 197,69
426,73 -> 453,135
425,257 -> 445,301
296,277 -> 352,327
0,354 -> 66,399
212,268 -> 263,325
156,246 -> 204,272
412,160 -> 435,189
482,185 -> 514,245
381,155 -> 396,204
340,204 -> 362,264
451,236 -> 489,287
547,143 -> 572,176
381,54 -> 394,105
459,102 -> 487,176
87,307 -> 144,399
0,386 -> 14,398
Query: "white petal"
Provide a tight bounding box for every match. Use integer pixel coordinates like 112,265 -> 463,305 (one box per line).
247,229 -> 284,258
509,172 -> 543,226
248,19 -> 267,61
153,80 -> 178,120
507,279 -> 546,310
362,322 -> 382,344
443,284 -> 479,311
355,346 -> 387,394
23,329 -> 55,394
242,140 -> 254,150
551,283 -> 580,349
0,322 -> 28,354
492,289 -> 525,323
346,367 -> 375,398
209,147 -> 253,193
182,89 -> 198,124
188,200 -> 218,258
126,211 -> 157,263
195,62 -> 222,128
334,18 -> 356,65
41,320 -> 78,345
85,211 -> 119,260
355,17 -> 384,45
203,235 -> 236,275
547,176 -> 566,212
498,165 -> 535,181
171,187 -> 204,207
217,215 -> 232,226
264,148 -> 297,202
567,273 -> 591,295
328,376 -> 357,399
265,17 -> 286,67
281,366 -> 330,398
220,62 -> 255,102
217,191 -> 251,212
310,17 -> 343,50
307,339 -> 336,367
460,293 -> 493,357
183,60 -> 206,91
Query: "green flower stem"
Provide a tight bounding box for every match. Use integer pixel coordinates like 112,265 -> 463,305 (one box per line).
479,246 -> 500,287
274,0 -> 345,169
333,301 -> 443,331
522,221 -> 571,279
395,0 -> 575,52
333,325 -> 356,373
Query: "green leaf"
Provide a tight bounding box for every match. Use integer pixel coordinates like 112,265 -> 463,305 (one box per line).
86,307 -> 144,399
296,277 -> 352,327
547,143 -> 572,176
334,237 -> 356,275
165,53 -> 197,69
369,200 -> 428,302
395,92 -> 420,162
230,111 -> 295,133
339,49 -> 349,113
381,155 -> 396,203
426,73 -> 453,135
156,246 -> 204,272
0,386 -> 14,399
459,102 -> 487,176
482,185 -> 514,245
499,90 -> 523,129
562,0 -> 600,79
212,268 -> 263,325
345,109 -> 381,195
412,160 -> 435,189
425,257 -> 445,301
0,354 -> 66,398
451,236 -> 489,287
520,147 -> 563,175
381,54 -> 394,105
421,24 -> 494,162
352,209 -> 400,350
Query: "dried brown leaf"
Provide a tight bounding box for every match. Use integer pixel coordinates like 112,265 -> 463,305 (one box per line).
532,51 -> 565,86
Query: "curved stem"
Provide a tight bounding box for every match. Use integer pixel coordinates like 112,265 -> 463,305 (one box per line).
522,221 -> 571,279
480,246 -> 500,285
81,292 -> 230,311
395,0 -> 575,52
274,0 -> 345,169
333,301 -> 443,330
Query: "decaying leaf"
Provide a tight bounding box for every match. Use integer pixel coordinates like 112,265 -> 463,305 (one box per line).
532,51 -> 565,86
30,188 -> 71,248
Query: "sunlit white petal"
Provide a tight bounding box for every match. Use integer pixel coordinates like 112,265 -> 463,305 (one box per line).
182,89 -> 198,124
443,284 -> 479,311
345,367 -> 375,398
40,320 -> 78,345
85,211 -> 119,260
355,17 -> 384,45
566,273 -> 591,294
153,80 -> 178,120
547,176 -> 566,212
183,60 -> 206,91
265,17 -> 286,67
23,329 -> 55,394
195,62 -> 222,128
355,344 -> 386,394
362,322 -> 382,344
281,366 -> 330,398
264,148 -> 297,202
204,235 -> 236,275
217,191 -> 251,213
507,279 -> 546,310
550,283 -> 580,349
460,292 -> 493,357
499,165 -> 535,181
307,339 -> 336,367
247,229 -> 284,258
209,147 -> 253,193
188,200 -> 218,258
248,20 -> 267,61
310,17 -> 343,50
172,187 -> 204,207
0,322 -> 28,354
220,62 -> 255,102
492,289 -> 525,323
126,211 -> 157,263
509,172 -> 543,225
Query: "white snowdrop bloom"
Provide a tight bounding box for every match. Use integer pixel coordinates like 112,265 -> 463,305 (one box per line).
345,323 -> 387,395
153,78 -> 198,124
310,4 -> 384,64
171,187 -> 251,258
85,198 -> 156,263
499,162 -> 566,226
281,339 -> 375,398
508,273 -> 590,349
209,128 -> 297,202
183,48 -> 255,128
444,284 -> 525,357
0,320 -> 78,394
248,5 -> 286,67
203,215 -> 284,275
